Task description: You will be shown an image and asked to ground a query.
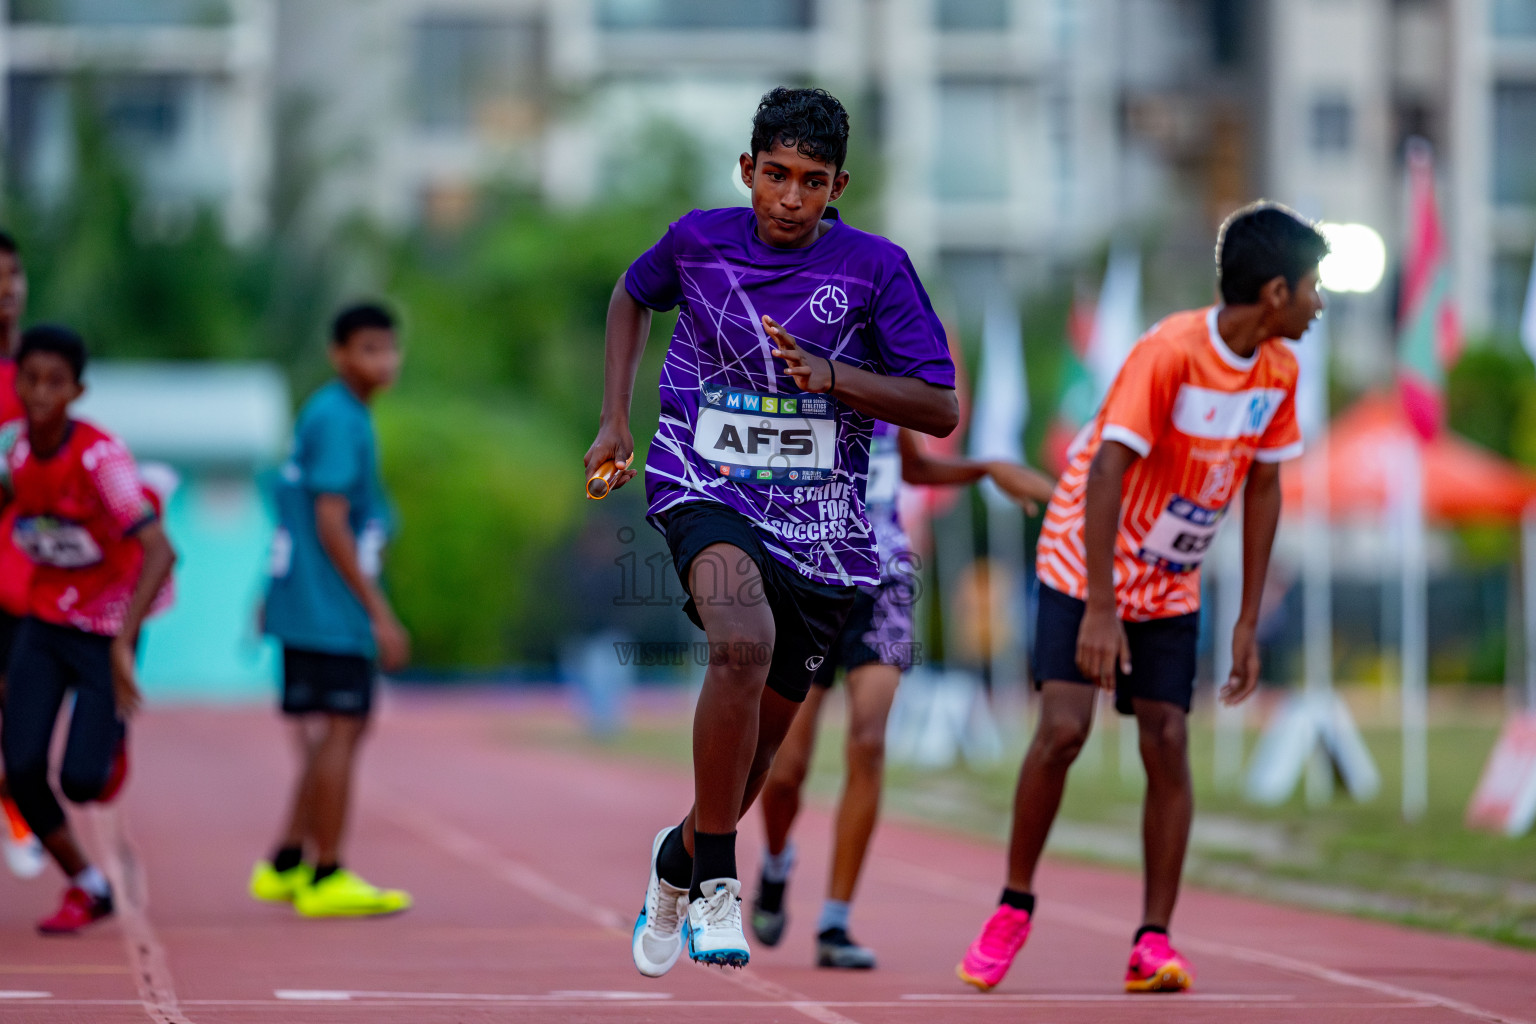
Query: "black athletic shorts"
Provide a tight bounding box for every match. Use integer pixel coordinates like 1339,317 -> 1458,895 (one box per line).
661,501 -> 856,704
281,647 -> 376,717
812,578 -> 917,688
1033,584 -> 1199,715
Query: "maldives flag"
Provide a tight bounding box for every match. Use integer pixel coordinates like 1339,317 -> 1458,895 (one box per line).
1397,138 -> 1462,441
1044,244 -> 1141,473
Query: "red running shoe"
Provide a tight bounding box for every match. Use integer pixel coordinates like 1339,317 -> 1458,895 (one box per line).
37,886 -> 113,935
1125,931 -> 1194,992
98,738 -> 129,804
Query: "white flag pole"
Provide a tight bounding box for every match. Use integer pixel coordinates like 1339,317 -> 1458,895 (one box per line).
1298,318 -> 1334,805
1400,438 -> 1429,821
972,297 -> 1029,703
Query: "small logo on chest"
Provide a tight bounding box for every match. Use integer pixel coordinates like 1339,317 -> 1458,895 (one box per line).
810,284 -> 848,325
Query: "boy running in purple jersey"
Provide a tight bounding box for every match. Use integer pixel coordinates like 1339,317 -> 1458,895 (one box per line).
753,420 -> 1055,968
586,87 -> 958,973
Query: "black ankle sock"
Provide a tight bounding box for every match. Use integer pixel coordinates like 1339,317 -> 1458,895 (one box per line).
689,830 -> 737,902
1134,924 -> 1168,943
756,878 -> 786,914
1000,888 -> 1036,914
312,862 -> 340,884
272,845 -> 304,873
656,821 -> 693,890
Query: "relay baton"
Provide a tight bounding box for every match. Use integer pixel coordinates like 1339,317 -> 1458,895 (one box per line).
586,458 -> 627,500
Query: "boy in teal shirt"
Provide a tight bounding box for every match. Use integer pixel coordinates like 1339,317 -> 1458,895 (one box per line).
250,303 -> 412,917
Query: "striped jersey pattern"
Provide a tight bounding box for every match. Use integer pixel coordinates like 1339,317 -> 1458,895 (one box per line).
1037,307 -> 1303,621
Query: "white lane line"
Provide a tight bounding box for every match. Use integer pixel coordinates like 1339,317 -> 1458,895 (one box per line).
882,858 -> 1532,1024
275,989 -> 671,1002
0,996 -> 1443,1010
88,806 -> 196,1024
384,803 -> 862,1024
0,991 -> 50,999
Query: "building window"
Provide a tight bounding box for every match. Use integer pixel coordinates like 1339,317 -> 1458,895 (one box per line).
1494,0 -> 1536,36
936,81 -> 1009,201
597,0 -> 813,30
935,0 -> 1010,30
1309,98 -> 1354,154
5,72 -> 225,205
8,0 -> 230,25
414,18 -> 541,136
1495,84 -> 1536,206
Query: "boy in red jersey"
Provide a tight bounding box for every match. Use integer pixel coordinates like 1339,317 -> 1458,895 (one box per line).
956,203 -> 1327,993
0,326 -> 177,934
0,229 -> 46,879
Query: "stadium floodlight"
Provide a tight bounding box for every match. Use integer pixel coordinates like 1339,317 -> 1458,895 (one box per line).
1317,222 -> 1387,294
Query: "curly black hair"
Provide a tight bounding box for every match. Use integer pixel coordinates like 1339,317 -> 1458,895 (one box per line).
750,87 -> 850,169
1217,202 -> 1330,305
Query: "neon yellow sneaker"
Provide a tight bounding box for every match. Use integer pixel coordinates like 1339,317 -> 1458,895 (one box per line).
293,869 -> 411,918
249,861 -> 312,903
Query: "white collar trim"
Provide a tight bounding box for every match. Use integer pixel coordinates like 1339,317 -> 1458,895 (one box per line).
1207,306 -> 1258,371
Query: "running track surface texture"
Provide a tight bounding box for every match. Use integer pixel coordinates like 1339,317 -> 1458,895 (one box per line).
0,691 -> 1532,1024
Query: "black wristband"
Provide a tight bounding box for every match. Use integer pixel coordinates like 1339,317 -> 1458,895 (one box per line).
827,359 -> 837,395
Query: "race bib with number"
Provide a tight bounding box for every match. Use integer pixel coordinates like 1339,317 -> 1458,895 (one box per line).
1137,496 -> 1224,573
13,516 -> 104,569
693,385 -> 838,486
865,433 -> 900,508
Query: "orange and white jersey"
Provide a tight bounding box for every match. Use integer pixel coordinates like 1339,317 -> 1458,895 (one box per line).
1037,307 -> 1303,621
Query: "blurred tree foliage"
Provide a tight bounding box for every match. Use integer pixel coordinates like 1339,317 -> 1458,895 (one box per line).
1446,341 -> 1536,463
3,81 -> 696,668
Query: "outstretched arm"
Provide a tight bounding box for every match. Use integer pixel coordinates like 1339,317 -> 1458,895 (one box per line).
896,428 -> 1057,512
1220,460 -> 1281,706
584,275 -> 654,493
764,316 -> 958,437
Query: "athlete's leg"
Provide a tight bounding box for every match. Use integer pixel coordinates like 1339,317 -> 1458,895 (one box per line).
828,662 -> 900,904
1003,681 -> 1097,892
681,543 -> 774,868
306,712 -> 370,867
275,716 -> 323,853
758,683 -> 829,857
681,683 -> 806,853
0,623 -> 77,872
1132,697 -> 1191,930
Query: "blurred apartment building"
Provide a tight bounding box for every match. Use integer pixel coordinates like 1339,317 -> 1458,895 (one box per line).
3,0 -> 1535,339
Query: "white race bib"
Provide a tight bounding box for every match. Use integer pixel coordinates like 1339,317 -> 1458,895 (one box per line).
694,385 -> 838,486
358,521 -> 386,578
1137,496 -> 1225,572
865,439 -> 900,508
13,517 -> 103,569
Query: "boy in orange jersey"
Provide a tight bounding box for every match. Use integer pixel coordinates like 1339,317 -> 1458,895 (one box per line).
956,203 -> 1327,994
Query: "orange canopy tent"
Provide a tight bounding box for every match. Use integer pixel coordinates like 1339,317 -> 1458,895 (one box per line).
1281,393 -> 1536,523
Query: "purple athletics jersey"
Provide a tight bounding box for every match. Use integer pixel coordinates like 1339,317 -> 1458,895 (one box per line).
863,419 -> 913,583
626,207 -> 953,587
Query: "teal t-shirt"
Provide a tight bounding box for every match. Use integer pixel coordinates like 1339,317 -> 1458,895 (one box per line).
264,381 -> 391,657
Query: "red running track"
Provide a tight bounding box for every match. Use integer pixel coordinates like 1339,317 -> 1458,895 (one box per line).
0,690 -> 1531,1023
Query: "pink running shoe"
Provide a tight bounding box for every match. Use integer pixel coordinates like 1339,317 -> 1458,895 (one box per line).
956,904 -> 1032,991
1124,931 -> 1194,992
